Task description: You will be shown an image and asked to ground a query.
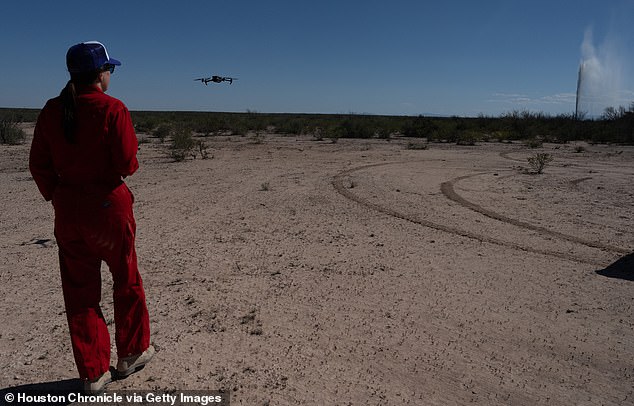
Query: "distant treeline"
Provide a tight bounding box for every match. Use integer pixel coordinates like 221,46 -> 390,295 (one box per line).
2,106 -> 633,144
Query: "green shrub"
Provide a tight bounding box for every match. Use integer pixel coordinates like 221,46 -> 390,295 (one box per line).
524,138 -> 543,148
0,120 -> 26,145
170,129 -> 195,161
527,153 -> 553,174
153,123 -> 172,143
197,140 -> 210,159
456,131 -> 478,146
406,141 -> 428,150
134,117 -> 159,134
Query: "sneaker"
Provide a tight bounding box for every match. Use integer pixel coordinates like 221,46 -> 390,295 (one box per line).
116,345 -> 155,378
84,370 -> 112,394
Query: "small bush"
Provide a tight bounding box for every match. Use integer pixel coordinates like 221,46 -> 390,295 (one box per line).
321,125 -> 342,143
170,129 -> 195,161
524,138 -> 543,148
153,123 -> 172,143
456,131 -> 478,146
0,120 -> 26,145
197,140 -> 210,159
406,142 -> 428,150
134,117 -> 159,134
527,153 -> 553,174
229,123 -> 248,136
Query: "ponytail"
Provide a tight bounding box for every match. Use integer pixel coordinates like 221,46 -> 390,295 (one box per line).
60,80 -> 77,143
59,70 -> 101,144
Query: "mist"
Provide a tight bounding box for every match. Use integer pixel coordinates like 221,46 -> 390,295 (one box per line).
576,27 -> 627,118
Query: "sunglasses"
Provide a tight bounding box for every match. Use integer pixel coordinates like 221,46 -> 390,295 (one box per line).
102,64 -> 115,74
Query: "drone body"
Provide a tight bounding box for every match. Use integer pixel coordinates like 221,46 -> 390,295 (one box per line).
194,75 -> 238,85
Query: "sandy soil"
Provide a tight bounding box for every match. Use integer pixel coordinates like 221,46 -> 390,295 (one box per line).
1,126 -> 633,405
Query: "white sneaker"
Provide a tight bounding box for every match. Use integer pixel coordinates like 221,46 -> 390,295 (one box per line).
116,345 -> 155,378
84,370 -> 112,394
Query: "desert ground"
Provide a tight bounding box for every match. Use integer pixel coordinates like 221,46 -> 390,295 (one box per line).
1,125 -> 633,405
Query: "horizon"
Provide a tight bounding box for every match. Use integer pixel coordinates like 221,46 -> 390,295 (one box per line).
5,106 -> 623,123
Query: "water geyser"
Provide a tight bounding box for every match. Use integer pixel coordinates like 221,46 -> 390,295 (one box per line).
575,28 -> 622,119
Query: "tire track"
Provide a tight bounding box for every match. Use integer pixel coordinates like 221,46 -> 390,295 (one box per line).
332,162 -> 616,266
570,176 -> 593,187
441,173 -> 629,255
499,151 -> 526,163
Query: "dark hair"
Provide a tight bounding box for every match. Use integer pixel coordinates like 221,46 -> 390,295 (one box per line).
59,70 -> 101,143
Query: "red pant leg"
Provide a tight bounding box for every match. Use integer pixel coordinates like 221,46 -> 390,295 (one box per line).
104,215 -> 150,358
55,225 -> 111,380
83,184 -> 150,359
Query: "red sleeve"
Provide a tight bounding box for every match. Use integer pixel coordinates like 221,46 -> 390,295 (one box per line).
109,104 -> 139,177
29,108 -> 58,201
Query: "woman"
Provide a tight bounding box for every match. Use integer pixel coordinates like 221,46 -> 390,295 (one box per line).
29,41 -> 154,394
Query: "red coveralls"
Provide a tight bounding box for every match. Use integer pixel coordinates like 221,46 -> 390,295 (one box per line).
29,85 -> 150,380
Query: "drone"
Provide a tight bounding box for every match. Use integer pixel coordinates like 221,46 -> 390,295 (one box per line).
194,75 -> 238,85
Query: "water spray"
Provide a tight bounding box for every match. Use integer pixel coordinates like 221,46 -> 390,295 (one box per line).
575,63 -> 583,120
576,28 -> 624,119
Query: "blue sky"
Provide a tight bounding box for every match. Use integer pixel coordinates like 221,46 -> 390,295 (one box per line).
2,0 -> 633,117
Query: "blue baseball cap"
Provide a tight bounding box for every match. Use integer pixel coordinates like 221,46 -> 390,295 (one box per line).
66,41 -> 121,73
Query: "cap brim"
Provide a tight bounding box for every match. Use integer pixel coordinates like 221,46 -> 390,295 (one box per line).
107,58 -> 121,66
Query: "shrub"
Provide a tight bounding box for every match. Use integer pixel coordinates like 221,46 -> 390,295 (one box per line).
0,120 -> 26,145
170,129 -> 195,161
375,127 -> 391,140
401,116 -> 437,138
250,134 -> 264,144
229,123 -> 248,136
406,142 -> 428,150
322,125 -> 343,143
524,138 -> 543,148
275,119 -> 306,135
197,140 -> 210,159
456,131 -> 478,146
153,123 -> 172,143
334,118 -> 376,138
134,117 -> 159,134
527,153 -> 553,174
196,118 -> 225,136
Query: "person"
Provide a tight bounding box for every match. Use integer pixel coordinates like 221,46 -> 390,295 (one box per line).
29,41 -> 154,394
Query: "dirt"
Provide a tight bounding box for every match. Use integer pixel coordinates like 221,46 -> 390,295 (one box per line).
1,127 -> 633,405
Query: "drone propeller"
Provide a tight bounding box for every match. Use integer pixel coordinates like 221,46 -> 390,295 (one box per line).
194,76 -> 237,85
